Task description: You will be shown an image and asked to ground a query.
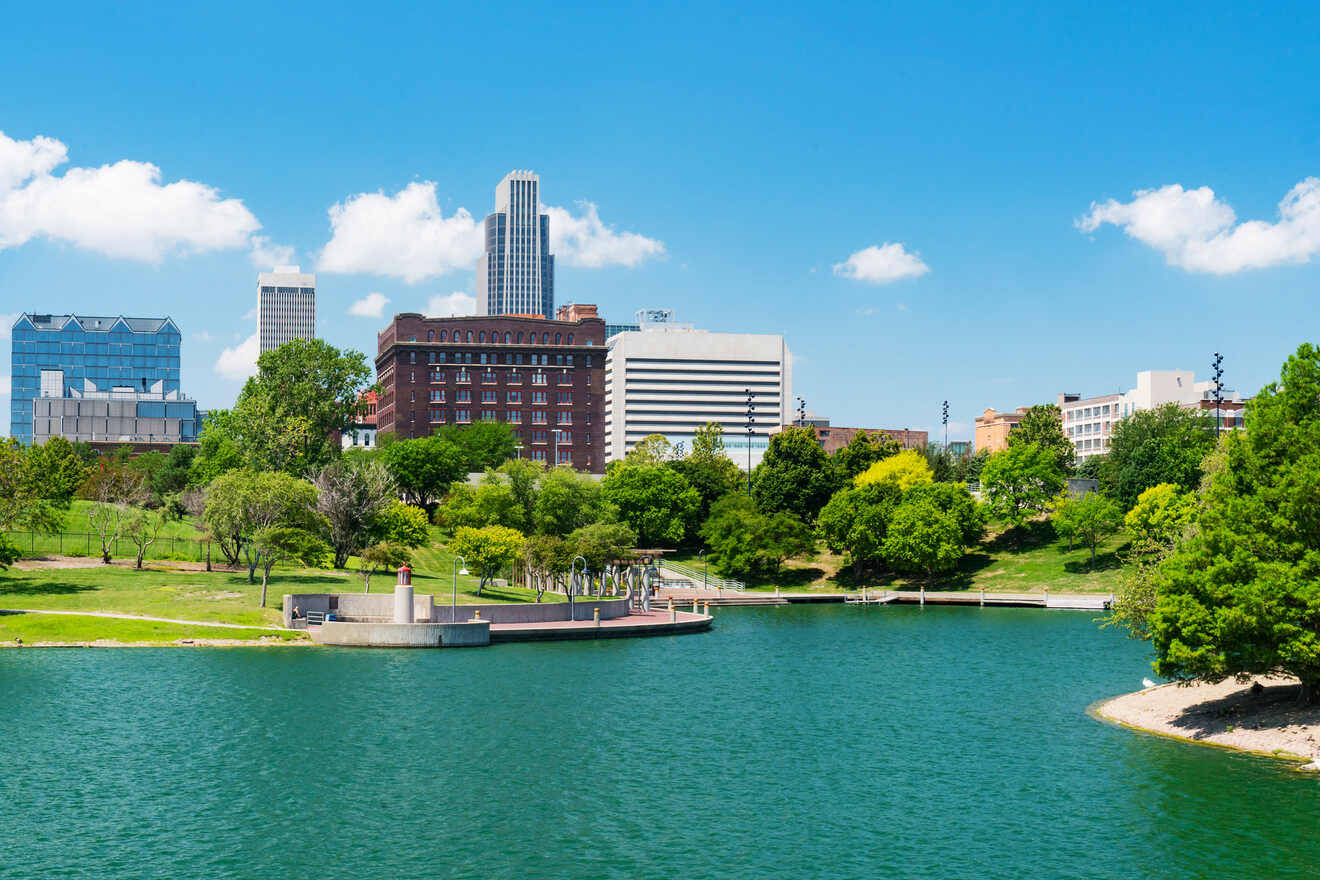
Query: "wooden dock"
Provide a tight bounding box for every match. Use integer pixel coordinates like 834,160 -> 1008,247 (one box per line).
655,588 -> 1111,611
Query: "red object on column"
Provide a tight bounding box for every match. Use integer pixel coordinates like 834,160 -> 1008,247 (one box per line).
397,564 -> 412,586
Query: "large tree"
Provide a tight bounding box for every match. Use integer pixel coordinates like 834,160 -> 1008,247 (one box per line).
1145,344 -> 1320,703
202,470 -> 319,582
855,449 -> 934,491
79,465 -> 150,563
1008,403 -> 1076,473
881,497 -> 965,587
450,525 -> 525,596
381,435 -> 467,507
699,494 -> 814,579
314,459 -> 397,568
600,464 -> 699,547
1100,402 -> 1216,509
533,466 -> 614,537
227,339 -> 373,475
1051,492 -> 1122,570
816,481 -> 904,577
433,421 -> 520,472
751,426 -> 838,523
980,442 -> 1067,533
666,423 -> 742,525
833,430 -> 902,482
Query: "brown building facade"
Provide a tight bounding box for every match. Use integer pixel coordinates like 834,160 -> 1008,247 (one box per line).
375,312 -> 607,471
791,424 -> 928,454
974,406 -> 1028,453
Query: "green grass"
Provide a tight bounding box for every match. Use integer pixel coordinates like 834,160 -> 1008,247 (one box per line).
668,519 -> 1127,594
0,611 -> 307,645
5,500 -> 210,562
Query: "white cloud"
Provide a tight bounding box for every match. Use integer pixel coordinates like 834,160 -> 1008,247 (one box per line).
0,130 -> 266,262
319,182 -> 483,282
192,330 -> 212,342
833,243 -> 930,284
249,235 -> 295,268
241,305 -> 257,321
1077,178 -> 1320,274
215,333 -> 259,382
544,201 -> 665,268
426,292 -> 476,317
317,182 -> 665,280
348,291 -> 391,318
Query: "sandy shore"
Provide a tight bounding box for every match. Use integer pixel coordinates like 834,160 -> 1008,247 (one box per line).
1097,677 -> 1320,770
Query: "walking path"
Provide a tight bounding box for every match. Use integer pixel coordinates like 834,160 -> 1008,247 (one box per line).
0,608 -> 285,631
488,609 -> 712,642
652,588 -> 1112,610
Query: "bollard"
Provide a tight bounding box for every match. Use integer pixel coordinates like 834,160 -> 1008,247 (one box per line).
920,586 -> 925,606
667,597 -> 674,612
775,586 -> 780,597
472,609 -> 482,621
593,607 -> 600,627
671,605 -> 677,623
979,588 -> 985,607
692,596 -> 699,614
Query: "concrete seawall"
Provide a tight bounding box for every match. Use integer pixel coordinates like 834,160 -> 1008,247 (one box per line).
311,620 -> 490,647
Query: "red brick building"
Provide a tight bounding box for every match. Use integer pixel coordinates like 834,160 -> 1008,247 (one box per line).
375,312 -> 607,471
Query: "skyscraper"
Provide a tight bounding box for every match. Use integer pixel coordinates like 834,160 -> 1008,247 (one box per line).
257,266 -> 316,354
476,170 -> 555,319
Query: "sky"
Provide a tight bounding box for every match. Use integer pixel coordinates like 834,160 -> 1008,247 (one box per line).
2,1 -> 1318,441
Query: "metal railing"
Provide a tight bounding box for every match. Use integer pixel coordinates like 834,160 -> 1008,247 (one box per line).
658,560 -> 745,592
3,530 -> 211,562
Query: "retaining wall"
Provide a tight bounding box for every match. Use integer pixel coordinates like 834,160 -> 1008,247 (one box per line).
284,593 -> 631,627
310,620 -> 490,648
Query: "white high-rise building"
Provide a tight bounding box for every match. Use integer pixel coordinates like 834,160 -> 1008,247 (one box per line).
257,266 -> 316,354
605,315 -> 791,470
476,170 -> 555,319
1059,369 -> 1244,460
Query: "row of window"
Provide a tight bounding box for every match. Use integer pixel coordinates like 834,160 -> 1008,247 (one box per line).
1066,404 -> 1112,420
425,390 -> 573,405
413,329 -> 581,346
420,408 -> 574,425
406,350 -> 588,367
415,369 -> 575,386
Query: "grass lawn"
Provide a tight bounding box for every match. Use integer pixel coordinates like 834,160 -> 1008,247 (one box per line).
0,611 -> 307,645
668,519 -> 1127,595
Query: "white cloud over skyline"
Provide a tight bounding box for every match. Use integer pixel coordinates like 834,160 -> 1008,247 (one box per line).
214,333 -> 259,382
426,291 -> 476,317
1077,178 -> 1320,274
833,242 -> 930,284
317,182 -> 665,281
0,130 -> 276,263
348,291 -> 390,318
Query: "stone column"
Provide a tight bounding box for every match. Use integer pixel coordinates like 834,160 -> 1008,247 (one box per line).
394,564 -> 414,624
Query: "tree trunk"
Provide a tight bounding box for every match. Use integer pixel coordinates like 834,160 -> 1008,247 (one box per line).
1088,541 -> 1096,571
260,569 -> 269,608
363,566 -> 372,593
136,550 -> 145,569
1298,680 -> 1318,706
205,542 -> 212,572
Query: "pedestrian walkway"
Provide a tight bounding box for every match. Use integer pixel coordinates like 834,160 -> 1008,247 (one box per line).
0,608 -> 285,631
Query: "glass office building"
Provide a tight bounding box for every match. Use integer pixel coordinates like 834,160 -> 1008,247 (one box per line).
475,170 -> 556,319
9,313 -> 197,444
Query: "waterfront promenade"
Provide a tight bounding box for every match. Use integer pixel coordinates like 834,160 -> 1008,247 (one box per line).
652,587 -> 1112,610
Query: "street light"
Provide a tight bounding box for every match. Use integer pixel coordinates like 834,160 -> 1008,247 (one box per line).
699,548 -> 707,593
942,400 -> 949,449
745,388 -> 755,496
1212,352 -> 1224,442
570,554 -> 586,606
795,396 -> 806,427
451,555 -> 469,622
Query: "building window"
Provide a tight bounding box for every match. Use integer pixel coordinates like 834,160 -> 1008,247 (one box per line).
532,391 -> 547,404
430,389 -> 445,402
481,410 -> 498,421
481,390 -> 497,403
555,333 -> 561,344
507,391 -> 522,403
466,331 -> 473,343
586,355 -> 592,367
429,408 -> 445,423
455,409 -> 471,423
517,332 -> 523,343
507,410 -> 522,424
409,371 -> 414,382
504,332 -> 511,344
456,371 -> 471,384
428,331 -> 434,342
567,333 -> 573,345
557,392 -> 572,405
479,331 -> 486,343
542,333 -> 549,344
409,351 -> 416,364
556,412 -> 572,425
440,331 -> 447,342
532,410 -> 547,424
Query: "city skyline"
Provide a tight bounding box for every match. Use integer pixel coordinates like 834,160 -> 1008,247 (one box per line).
2,1 -> 1318,439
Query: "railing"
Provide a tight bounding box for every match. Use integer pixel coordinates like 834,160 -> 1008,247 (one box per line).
3,530 -> 211,562
658,560 -> 745,592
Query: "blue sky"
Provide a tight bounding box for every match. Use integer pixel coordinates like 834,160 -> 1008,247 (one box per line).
2,1 -> 1318,440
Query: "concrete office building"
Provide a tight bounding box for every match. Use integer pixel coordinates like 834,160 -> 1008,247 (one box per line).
605,318 -> 790,470
10,313 -> 198,444
1060,369 -> 1244,460
975,407 -> 1028,453
375,310 -> 606,471
476,171 -> 555,320
257,266 -> 316,354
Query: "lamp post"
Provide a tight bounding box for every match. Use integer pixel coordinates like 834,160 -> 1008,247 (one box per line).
795,396 -> 806,427
942,400 -> 949,449
1212,352 -> 1224,442
699,548 -> 707,592
570,554 -> 586,607
745,388 -> 755,496
451,555 -> 469,622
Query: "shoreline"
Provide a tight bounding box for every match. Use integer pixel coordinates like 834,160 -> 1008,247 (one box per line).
1093,677 -> 1320,771
0,636 -> 312,648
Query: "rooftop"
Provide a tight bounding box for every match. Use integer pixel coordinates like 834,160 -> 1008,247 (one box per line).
16,314 -> 177,334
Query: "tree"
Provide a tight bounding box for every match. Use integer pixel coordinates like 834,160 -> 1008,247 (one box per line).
833,430 -> 902,482
903,481 -> 985,546
381,435 -> 467,507
375,501 -> 430,548
855,449 -> 934,491
751,426 -> 838,523
79,466 -> 150,563
624,433 -> 676,466
980,443 -> 1067,533
1052,492 -> 1122,570
1100,402 -> 1216,509
314,459 -> 398,568
816,481 -> 904,577
251,526 -> 326,607
667,422 -> 743,524
189,409 -> 245,486
122,507 -> 164,569
690,422 -> 730,463
601,464 -> 700,547
882,497 -> 964,586
1124,483 -> 1198,555
202,470 -> 319,582
30,436 -> 89,505
433,421 -> 520,472
450,525 -> 525,596
0,440 -> 64,536
700,494 -> 814,579
357,542 -> 411,593
1008,403 -> 1076,473
534,467 -> 613,537
523,534 -> 572,603
1144,344 -> 1320,702
1074,454 -> 1105,481
568,521 -> 638,595
228,339 -> 373,475
950,448 -> 990,486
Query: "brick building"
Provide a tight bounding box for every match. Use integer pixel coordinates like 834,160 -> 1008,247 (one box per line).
784,422 -> 927,454
375,311 -> 607,471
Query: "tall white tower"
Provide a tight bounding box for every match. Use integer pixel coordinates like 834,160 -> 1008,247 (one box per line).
476,170 -> 555,319
256,266 -> 316,354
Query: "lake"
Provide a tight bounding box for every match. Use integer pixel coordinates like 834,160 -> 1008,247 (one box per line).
1,605 -> 1315,879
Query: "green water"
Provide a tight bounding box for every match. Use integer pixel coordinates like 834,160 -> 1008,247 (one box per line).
1,606 -> 1316,879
